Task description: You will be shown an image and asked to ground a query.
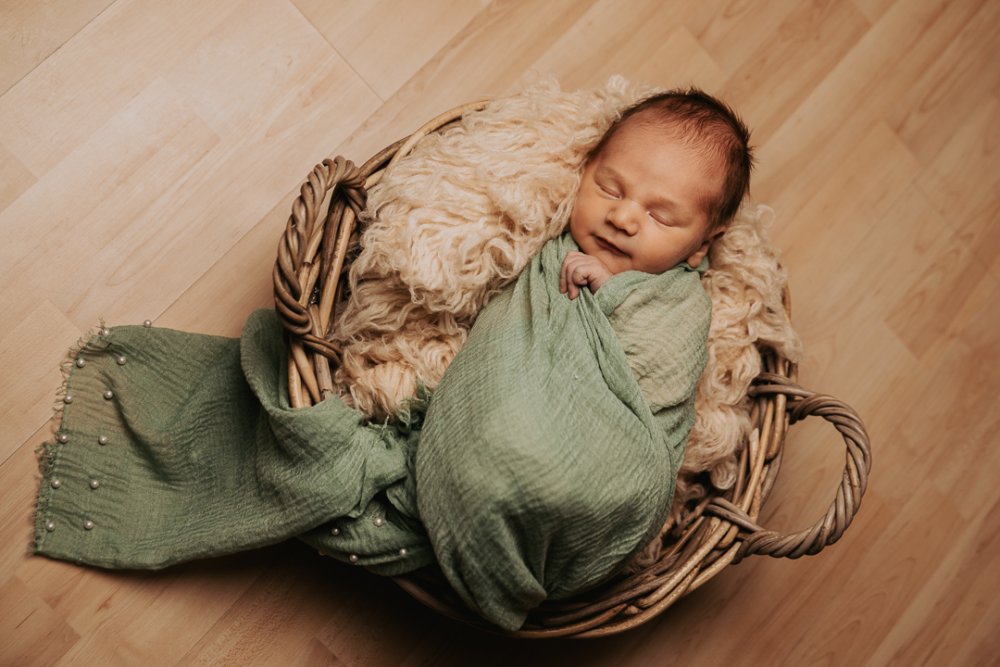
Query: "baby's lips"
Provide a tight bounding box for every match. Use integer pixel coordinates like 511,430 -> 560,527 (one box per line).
595,236 -> 626,255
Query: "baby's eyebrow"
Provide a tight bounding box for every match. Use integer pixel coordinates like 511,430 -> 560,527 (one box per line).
647,195 -> 681,214
593,165 -> 622,183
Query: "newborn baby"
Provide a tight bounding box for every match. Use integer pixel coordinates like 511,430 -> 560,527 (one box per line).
560,88 -> 750,299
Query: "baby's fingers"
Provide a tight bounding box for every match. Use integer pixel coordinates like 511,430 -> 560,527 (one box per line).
567,277 -> 579,299
560,252 -> 582,295
561,252 -> 599,299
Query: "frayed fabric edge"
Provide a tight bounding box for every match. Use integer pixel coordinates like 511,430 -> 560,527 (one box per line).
32,319 -> 113,555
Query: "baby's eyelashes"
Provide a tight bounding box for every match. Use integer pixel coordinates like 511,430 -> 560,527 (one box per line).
598,183 -> 622,198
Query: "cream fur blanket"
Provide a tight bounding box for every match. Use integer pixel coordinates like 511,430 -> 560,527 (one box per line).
330,76 -> 801,517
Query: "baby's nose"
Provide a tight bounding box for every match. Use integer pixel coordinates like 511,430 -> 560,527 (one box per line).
607,202 -> 641,234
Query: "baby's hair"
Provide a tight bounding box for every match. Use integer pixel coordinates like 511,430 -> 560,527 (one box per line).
590,88 -> 754,232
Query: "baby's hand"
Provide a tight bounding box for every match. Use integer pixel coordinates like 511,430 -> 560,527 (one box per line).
559,251 -> 613,300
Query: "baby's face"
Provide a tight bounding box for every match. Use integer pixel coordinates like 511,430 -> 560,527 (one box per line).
569,121 -> 726,275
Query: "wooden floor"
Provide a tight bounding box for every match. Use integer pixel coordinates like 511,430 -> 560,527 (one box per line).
2,0 -> 998,664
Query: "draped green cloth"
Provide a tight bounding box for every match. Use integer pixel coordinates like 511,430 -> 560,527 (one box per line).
34,234 -> 709,631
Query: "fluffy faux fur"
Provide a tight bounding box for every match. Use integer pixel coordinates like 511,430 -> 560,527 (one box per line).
329,75 -> 801,518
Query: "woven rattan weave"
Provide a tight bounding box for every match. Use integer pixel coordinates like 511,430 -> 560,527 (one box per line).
272,102 -> 871,638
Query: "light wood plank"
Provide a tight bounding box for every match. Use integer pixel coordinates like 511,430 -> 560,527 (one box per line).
0,302 -> 80,461
898,270 -> 1000,509
0,0 -> 244,176
915,94 -> 1000,270
292,0 -> 488,100
755,0 -> 986,217
0,0 -> 114,95
0,139 -> 35,212
867,487 -> 1000,665
161,0 -> 366,140
0,576 -> 79,666
774,484 -> 967,666
775,121 -> 919,324
0,428 -> 51,581
717,0 -> 871,143
685,0 -> 798,73
0,76 -> 221,327
851,0 -> 898,23
530,0 -> 726,93
333,0 -> 601,163
156,196 -> 285,337
888,0 -> 1000,163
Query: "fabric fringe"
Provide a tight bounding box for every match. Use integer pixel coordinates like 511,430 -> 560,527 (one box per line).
33,320 -> 112,554
36,320 -> 111,476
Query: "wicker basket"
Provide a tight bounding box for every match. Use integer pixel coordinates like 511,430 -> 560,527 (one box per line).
272,102 -> 872,638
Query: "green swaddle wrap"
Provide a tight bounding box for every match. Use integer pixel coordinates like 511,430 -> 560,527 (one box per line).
415,234 -> 709,628
33,314 -> 431,570
33,234 -> 709,631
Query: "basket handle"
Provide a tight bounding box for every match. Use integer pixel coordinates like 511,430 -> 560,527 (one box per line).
705,373 -> 872,560
273,156 -> 367,355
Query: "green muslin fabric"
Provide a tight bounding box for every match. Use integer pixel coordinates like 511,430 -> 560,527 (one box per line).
33,233 -> 709,631
414,234 -> 710,628
33,311 -> 433,571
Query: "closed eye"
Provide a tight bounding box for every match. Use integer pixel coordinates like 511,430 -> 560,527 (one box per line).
597,182 -> 622,199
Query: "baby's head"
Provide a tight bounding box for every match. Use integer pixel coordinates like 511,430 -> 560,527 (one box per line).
569,89 -> 753,273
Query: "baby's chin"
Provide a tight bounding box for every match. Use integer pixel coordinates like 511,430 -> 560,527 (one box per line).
604,253 -> 685,276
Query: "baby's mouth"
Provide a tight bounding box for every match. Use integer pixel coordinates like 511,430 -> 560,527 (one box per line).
595,236 -> 627,256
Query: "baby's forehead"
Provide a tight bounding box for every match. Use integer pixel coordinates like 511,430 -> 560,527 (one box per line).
602,113 -> 701,152
592,119 -> 718,172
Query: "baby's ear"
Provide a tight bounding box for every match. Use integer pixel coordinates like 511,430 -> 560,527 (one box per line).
686,225 -> 726,267
685,241 -> 711,268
